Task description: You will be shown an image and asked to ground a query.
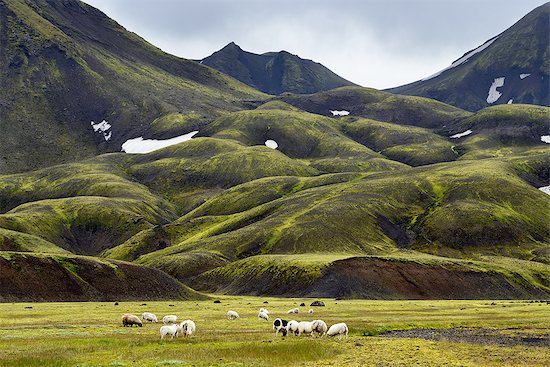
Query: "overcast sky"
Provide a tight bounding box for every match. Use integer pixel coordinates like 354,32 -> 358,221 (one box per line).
84,0 -> 546,89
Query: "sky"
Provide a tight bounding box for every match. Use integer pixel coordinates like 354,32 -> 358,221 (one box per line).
84,0 -> 547,89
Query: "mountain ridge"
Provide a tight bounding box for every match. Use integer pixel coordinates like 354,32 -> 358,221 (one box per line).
200,42 -> 357,94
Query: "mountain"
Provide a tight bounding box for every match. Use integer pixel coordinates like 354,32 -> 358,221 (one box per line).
387,2 -> 550,111
0,0 -> 265,174
1,92 -> 548,300
199,42 -> 356,95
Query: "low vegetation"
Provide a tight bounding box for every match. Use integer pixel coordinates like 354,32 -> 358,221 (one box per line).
0,298 -> 548,366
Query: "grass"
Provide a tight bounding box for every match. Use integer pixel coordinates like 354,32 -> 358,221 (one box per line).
0,297 -> 548,366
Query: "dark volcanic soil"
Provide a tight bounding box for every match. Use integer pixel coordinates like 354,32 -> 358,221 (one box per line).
380,327 -> 550,348
0,252 -> 203,302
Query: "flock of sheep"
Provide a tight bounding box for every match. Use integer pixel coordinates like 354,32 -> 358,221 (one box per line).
121,306 -> 348,341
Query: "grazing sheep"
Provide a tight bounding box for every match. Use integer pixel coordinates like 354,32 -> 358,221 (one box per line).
273,318 -> 288,337
286,320 -> 299,335
163,315 -> 178,324
308,309 -> 314,314
179,320 -> 196,337
122,314 -> 143,327
287,308 -> 299,314
259,308 -> 269,314
227,310 -> 240,320
160,324 -> 179,340
327,323 -> 349,340
297,321 -> 315,337
142,312 -> 158,323
311,320 -> 328,337
258,311 -> 269,321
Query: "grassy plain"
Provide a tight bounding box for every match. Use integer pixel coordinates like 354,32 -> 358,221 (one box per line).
0,297 -> 548,367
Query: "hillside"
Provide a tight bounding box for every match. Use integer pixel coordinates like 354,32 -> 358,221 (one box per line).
388,2 -> 550,111
0,0 -> 265,174
1,96 -> 548,300
200,42 -> 356,94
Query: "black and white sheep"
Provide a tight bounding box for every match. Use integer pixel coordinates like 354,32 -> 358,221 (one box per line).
272,318 -> 288,336
122,314 -> 143,327
142,312 -> 158,323
226,310 -> 240,320
327,323 -> 348,340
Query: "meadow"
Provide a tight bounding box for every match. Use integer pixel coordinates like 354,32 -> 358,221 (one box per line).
0,297 -> 549,366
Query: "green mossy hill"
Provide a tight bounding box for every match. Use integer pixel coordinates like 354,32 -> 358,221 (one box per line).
445,105 -> 550,160
116,158 -> 549,286
0,227 -> 68,253
192,253 -> 550,299
0,197 -> 169,256
200,42 -> 356,94
203,108 -> 409,173
0,252 -> 204,302
388,3 -> 550,111
0,0 -> 265,174
280,86 -> 471,128
340,117 -> 458,166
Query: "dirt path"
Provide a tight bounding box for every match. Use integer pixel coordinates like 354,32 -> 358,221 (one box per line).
380,327 -> 550,347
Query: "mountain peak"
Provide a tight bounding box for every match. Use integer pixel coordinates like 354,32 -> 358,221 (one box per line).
201,44 -> 356,94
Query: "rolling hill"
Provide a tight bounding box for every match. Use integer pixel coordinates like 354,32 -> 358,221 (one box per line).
0,0 -> 548,301
388,2 -> 550,112
0,0 -> 265,174
200,42 -> 356,95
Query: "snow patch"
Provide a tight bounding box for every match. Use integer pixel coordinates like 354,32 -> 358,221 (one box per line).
539,186 -> 550,195
507,99 -> 513,104
541,135 -> 550,144
265,140 -> 278,149
421,37 -> 499,81
330,110 -> 350,117
520,73 -> 531,80
486,77 -> 505,104
122,131 -> 199,154
450,130 -> 473,139
91,120 -> 112,141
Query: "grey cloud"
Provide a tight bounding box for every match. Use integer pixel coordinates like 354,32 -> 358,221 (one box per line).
84,0 -> 547,89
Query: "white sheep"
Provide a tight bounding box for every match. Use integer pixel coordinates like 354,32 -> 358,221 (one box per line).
160,324 -> 179,340
327,323 -> 349,340
308,309 -> 314,314
178,320 -> 196,337
311,319 -> 328,337
258,311 -> 269,321
259,308 -> 269,314
162,315 -> 178,324
297,321 -> 315,337
286,320 -> 299,335
227,310 -> 240,320
287,308 -> 299,314
142,312 -> 158,323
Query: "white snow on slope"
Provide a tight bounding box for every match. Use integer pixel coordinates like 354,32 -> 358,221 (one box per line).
421,37 -> 499,81
91,120 -> 112,141
122,131 -> 199,154
507,99 -> 513,104
450,130 -> 473,139
520,73 -> 531,80
265,140 -> 278,149
539,186 -> 550,195
330,110 -> 350,117
486,77 -> 505,104
541,135 -> 550,144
